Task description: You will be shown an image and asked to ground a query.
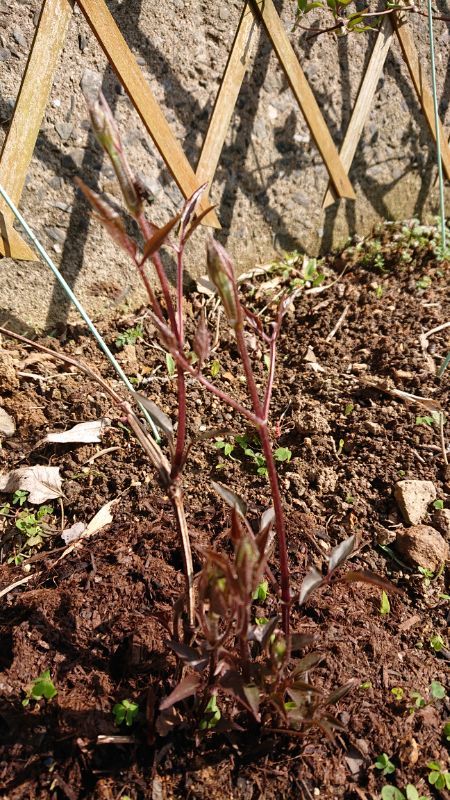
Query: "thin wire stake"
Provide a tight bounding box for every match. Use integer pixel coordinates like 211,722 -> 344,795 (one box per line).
0,182 -> 160,441
427,0 -> 446,252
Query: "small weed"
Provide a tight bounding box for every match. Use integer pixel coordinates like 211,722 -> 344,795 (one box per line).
166,353 -> 176,377
380,591 -> 390,615
375,753 -> 396,776
418,566 -> 434,588
22,670 -> 57,707
113,699 -> 139,727
359,681 -> 372,690
381,786 -> 429,800
3,500 -> 55,564
252,579 -> 269,602
429,680 -> 446,700
12,489 -> 28,506
217,433 -> 291,477
210,359 -> 221,378
416,275 -> 432,290
415,415 -> 436,427
199,694 -> 221,730
427,761 -> 450,790
433,499 -> 444,510
115,323 -> 143,349
429,634 -> 444,652
391,687 -> 404,701
344,402 -> 354,416
443,721 -> 450,741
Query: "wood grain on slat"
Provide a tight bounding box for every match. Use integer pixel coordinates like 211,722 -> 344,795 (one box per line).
252,0 -> 355,199
196,3 -> 258,224
0,0 -> 74,260
393,10 -> 450,180
323,18 -> 394,208
77,0 -> 220,228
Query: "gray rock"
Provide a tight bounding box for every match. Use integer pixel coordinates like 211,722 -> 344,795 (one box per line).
55,122 -> 74,142
395,525 -> 449,572
12,29 -> 27,48
0,47 -> 11,61
45,226 -> 65,243
394,479 -> 436,526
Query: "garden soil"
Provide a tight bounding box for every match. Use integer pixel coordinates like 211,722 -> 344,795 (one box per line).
0,224 -> 449,799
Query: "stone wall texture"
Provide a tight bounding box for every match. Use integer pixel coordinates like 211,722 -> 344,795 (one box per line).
1,0 -> 449,330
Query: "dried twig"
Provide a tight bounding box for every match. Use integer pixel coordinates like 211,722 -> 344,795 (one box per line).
325,304 -> 349,342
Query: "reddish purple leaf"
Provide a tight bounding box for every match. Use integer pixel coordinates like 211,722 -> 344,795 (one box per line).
193,312 -> 210,366
211,481 -> 247,518
341,570 -> 402,593
291,651 -> 324,677
159,673 -> 201,710
299,567 -> 323,605
328,534 -> 356,574
325,679 -> 356,706
140,212 -> 181,265
76,179 -> 137,260
180,183 -> 208,241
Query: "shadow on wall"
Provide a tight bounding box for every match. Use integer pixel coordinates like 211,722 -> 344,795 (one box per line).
0,0 -> 446,332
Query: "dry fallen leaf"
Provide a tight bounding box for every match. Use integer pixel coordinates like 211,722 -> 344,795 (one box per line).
0,407 -> 15,438
0,465 -> 63,503
61,521 -> 86,545
44,419 -> 105,445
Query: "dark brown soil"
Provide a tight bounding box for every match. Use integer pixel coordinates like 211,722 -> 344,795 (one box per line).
0,222 -> 449,799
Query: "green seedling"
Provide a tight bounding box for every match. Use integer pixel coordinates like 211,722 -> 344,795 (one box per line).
430,634 -> 444,652
433,499 -> 444,510
215,439 -> 235,458
252,580 -> 269,602
381,786 -> 429,800
415,415 -> 435,427
429,680 -> 446,700
344,402 -> 354,416
443,721 -> 450,742
115,323 -> 143,349
416,275 -> 432,290
12,489 -> 28,506
427,761 -> 450,790
199,694 -> 221,730
336,438 -> 345,456
380,591 -> 390,615
359,681 -> 372,690
375,753 -> 396,776
166,353 -> 176,377
210,359 -> 221,378
113,699 -> 139,727
22,669 -> 57,707
391,687 -> 404,701
409,691 -> 425,711
418,566 -> 434,588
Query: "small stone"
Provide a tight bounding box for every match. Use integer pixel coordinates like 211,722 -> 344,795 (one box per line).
394,479 -> 436,526
78,33 -> 87,52
364,420 -> 382,435
395,525 -> 448,572
0,47 -> 11,61
432,509 -> 450,539
12,29 -> 27,48
219,6 -> 229,19
45,226 -> 65,243
0,407 -> 15,437
136,55 -> 146,66
55,121 -> 73,142
48,176 -> 62,190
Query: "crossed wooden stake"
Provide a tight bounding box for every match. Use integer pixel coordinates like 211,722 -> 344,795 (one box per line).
0,0 -> 448,262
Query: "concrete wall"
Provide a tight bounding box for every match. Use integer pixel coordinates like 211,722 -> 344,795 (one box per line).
0,0 -> 449,331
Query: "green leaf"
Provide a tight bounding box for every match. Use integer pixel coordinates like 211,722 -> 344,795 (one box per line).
344,403 -> 354,416
375,753 -> 395,775
430,680 -> 446,699
443,721 -> 450,741
274,447 -> 292,463
252,580 -> 269,602
166,353 -> 176,377
380,590 -> 391,615
113,699 -> 139,727
199,694 -> 221,730
23,670 -> 57,706
415,415 -> 435,427
381,788 -> 405,800
391,687 -> 404,701
433,499 -> 444,510
210,359 -> 221,378
430,634 -> 444,652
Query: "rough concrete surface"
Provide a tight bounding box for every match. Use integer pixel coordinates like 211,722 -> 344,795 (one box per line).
0,0 -> 449,330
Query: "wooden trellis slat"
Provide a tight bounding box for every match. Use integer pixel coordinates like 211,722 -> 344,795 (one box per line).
322,17 -> 394,208
196,3 -> 258,221
323,11 -> 450,207
76,0 -> 220,228
252,0 -> 355,200
0,0 -> 74,260
393,10 -> 450,180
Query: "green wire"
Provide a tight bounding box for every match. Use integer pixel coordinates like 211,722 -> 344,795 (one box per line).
427,0 -> 446,252
0,182 -> 160,441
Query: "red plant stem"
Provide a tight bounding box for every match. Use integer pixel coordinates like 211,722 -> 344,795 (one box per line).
263,335 -> 277,421
176,247 -> 184,343
234,326 -> 290,635
259,425 -> 290,635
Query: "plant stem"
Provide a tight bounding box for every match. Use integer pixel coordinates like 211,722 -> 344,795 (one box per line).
259,424 -> 290,635
263,335 -> 277,421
